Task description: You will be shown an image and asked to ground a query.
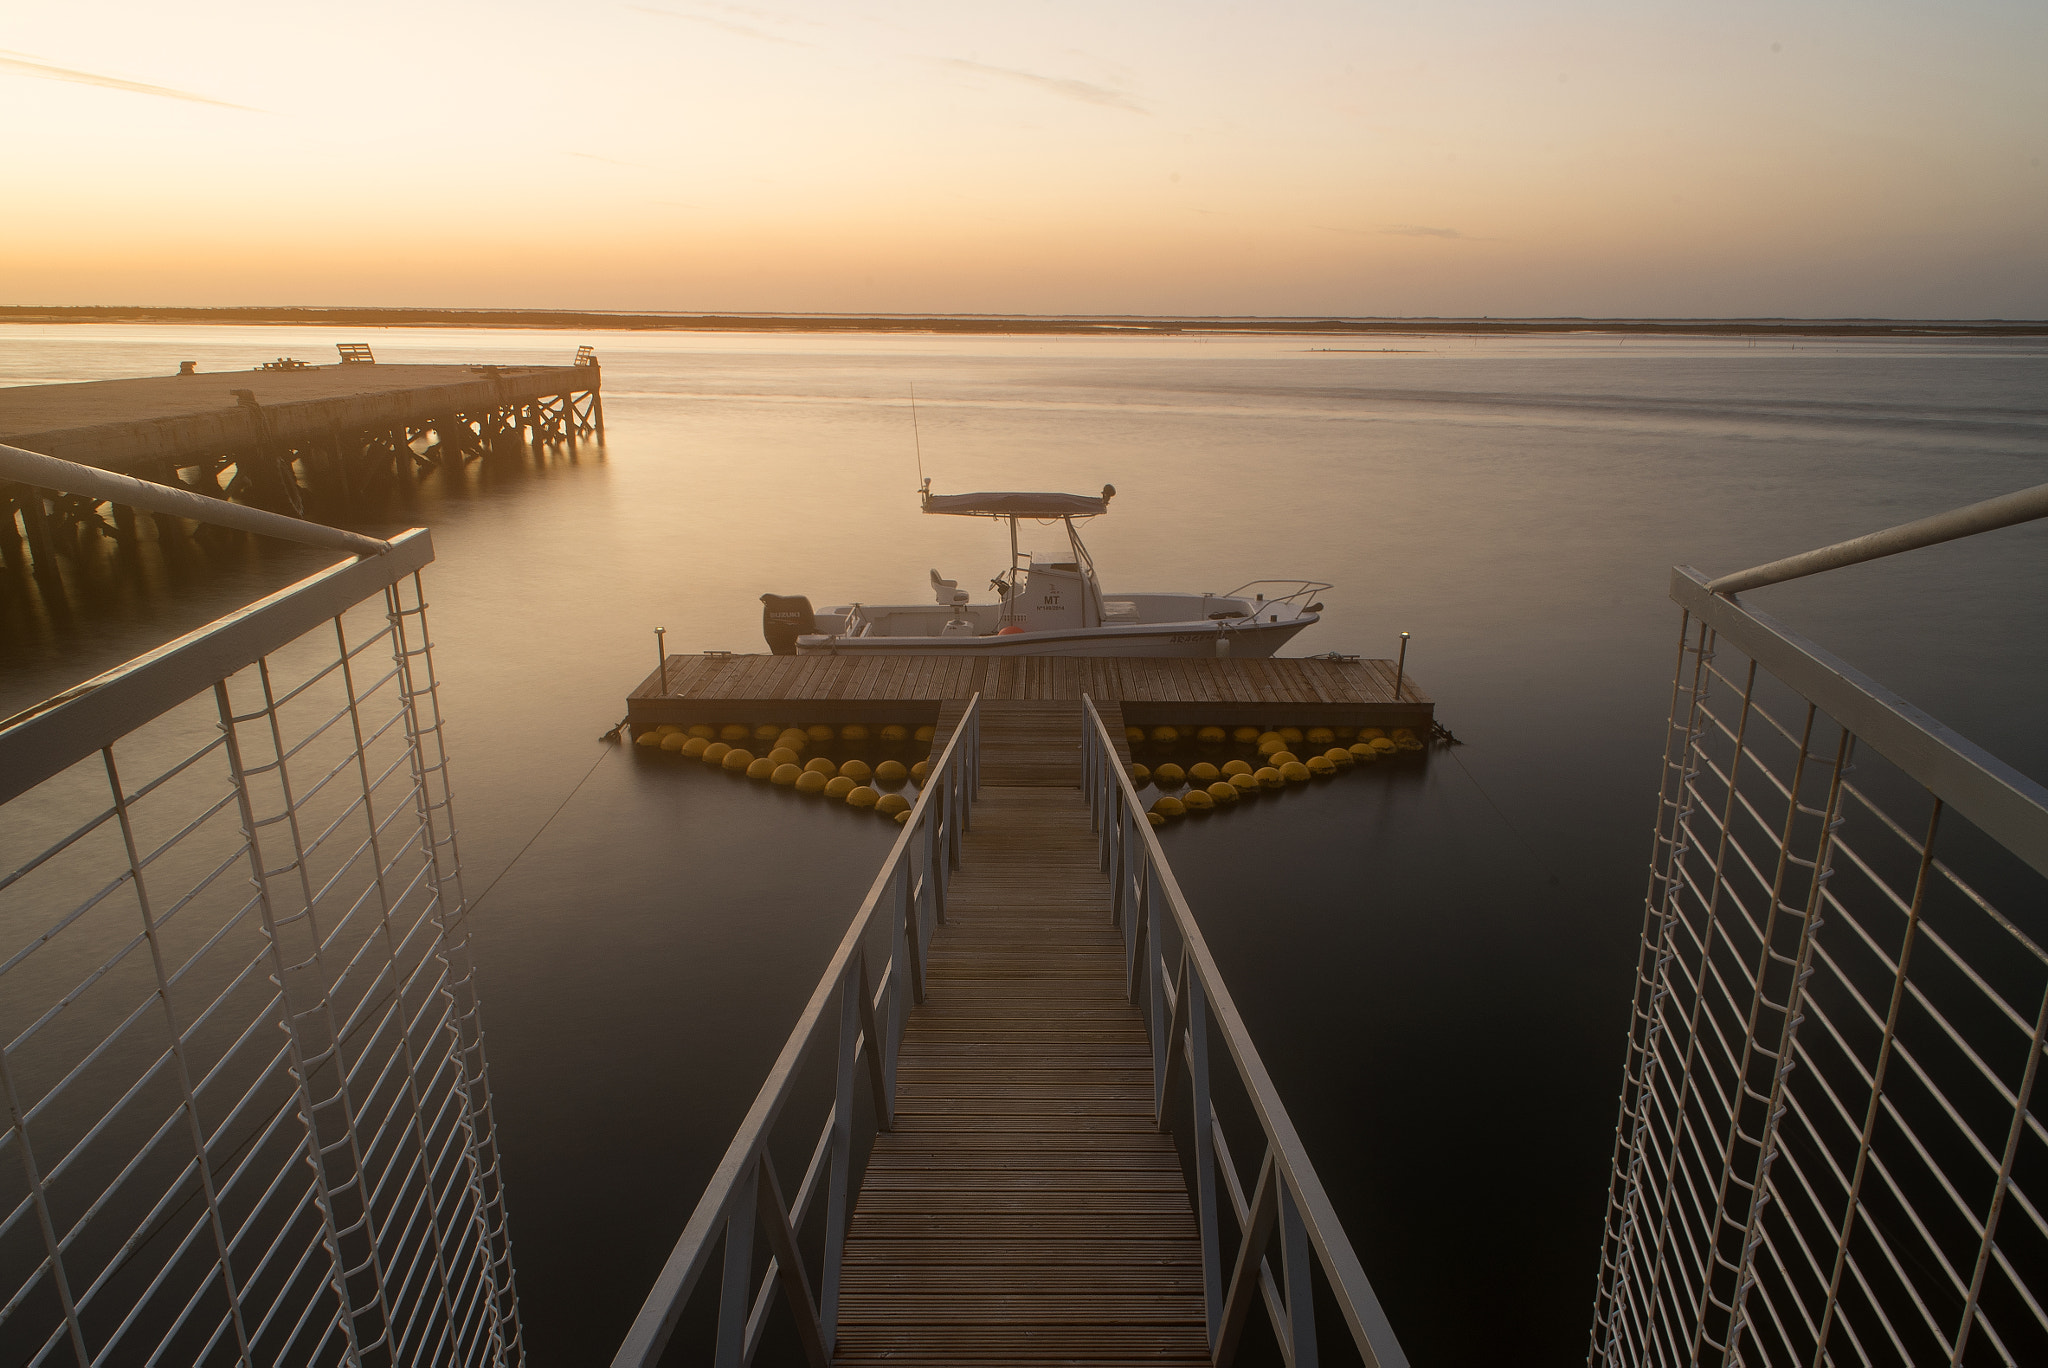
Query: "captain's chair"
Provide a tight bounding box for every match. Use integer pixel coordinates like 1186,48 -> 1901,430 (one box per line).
930,569 -> 970,609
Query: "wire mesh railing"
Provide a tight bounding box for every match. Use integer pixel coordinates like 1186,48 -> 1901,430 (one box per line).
1082,695 -> 1409,1368
1589,561 -> 2048,1368
610,697 -> 982,1368
0,518 -> 522,1367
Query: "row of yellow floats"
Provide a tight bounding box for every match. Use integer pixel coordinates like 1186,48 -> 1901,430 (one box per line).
1127,725 -> 1425,826
633,722 -> 937,822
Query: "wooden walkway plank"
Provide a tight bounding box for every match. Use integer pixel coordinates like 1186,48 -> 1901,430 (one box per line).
834,759 -> 1209,1365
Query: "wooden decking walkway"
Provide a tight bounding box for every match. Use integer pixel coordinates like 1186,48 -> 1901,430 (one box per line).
628,652 -> 1433,733
835,705 -> 1209,1363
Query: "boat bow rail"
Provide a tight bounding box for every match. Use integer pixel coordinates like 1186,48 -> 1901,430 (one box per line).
1082,696 -> 1409,1368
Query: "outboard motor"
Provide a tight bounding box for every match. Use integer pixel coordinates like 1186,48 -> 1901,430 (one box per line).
761,594 -> 816,655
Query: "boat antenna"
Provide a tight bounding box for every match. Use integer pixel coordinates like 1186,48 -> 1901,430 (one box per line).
909,382 -> 926,489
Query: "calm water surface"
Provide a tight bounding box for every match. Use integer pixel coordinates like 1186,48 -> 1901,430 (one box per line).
3,325 -> 2044,1366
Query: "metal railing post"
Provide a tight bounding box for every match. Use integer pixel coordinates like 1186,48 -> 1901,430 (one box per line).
819,960 -> 863,1351
712,1168 -> 760,1368
1188,972 -> 1223,1347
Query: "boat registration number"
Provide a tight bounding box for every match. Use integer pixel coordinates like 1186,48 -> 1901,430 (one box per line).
1170,633 -> 1213,643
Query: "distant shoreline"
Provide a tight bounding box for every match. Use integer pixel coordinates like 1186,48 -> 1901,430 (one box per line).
1,306 -> 2043,338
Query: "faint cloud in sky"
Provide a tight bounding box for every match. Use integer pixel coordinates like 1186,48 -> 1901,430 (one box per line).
566,151 -> 658,170
1379,225 -> 1467,239
625,5 -> 810,45
0,51 -> 258,110
931,58 -> 1144,113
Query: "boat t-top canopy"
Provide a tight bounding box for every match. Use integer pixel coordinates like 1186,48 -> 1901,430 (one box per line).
920,484 -> 1115,518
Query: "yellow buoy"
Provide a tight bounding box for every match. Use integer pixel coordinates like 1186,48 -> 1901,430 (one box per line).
702,741 -> 732,765
824,776 -> 856,799
839,758 -> 873,784
687,723 -> 716,740
795,770 -> 828,794
1349,742 -> 1380,762
1334,726 -> 1356,741
1281,760 -> 1311,783
746,757 -> 776,780
846,784 -> 879,809
1221,759 -> 1252,777
875,759 -> 908,783
1207,780 -> 1240,805
1279,727 -> 1304,744
641,731 -> 669,748
1188,762 -> 1220,784
1396,735 -> 1425,751
804,757 -> 837,777
654,724 -> 681,735
1230,772 -> 1260,795
1306,727 -> 1335,746
1267,750 -> 1299,768
876,792 -> 910,817
771,763 -> 802,786
682,737 -> 710,758
1153,763 -> 1186,788
1197,726 -> 1227,744
1146,811 -> 1166,828
910,760 -> 929,785
1369,738 -> 1398,753
895,809 -> 913,824
723,748 -> 755,772
842,724 -> 871,742
1255,766 -> 1285,790
807,724 -> 835,743
768,747 -> 800,768
1232,726 -> 1260,744
1152,795 -> 1185,819
915,725 -> 935,743
1151,726 -> 1179,744
1326,747 -> 1355,768
880,724 -> 908,743
776,730 -> 808,751
1183,788 -> 1215,811
1359,728 -> 1387,741
1125,726 -> 1146,746
1392,727 -> 1418,744
1130,764 -> 1151,785
1257,735 -> 1285,755
720,724 -> 750,742
752,724 -> 780,744
1306,756 -> 1337,776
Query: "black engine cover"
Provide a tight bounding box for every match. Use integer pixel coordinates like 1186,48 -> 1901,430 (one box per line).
760,594 -> 817,655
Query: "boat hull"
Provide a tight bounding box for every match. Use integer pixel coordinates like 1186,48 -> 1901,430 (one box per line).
795,616 -> 1316,658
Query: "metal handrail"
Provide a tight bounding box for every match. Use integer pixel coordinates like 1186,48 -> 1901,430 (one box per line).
1705,479 -> 2048,594
1080,695 -> 1409,1368
0,440 -> 392,557
611,697 -> 982,1368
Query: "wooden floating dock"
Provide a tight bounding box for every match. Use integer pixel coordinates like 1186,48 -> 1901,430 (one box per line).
628,652 -> 1434,735
1,352 -> 601,573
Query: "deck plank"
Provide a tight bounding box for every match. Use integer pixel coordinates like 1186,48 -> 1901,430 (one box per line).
834,777 -> 1208,1364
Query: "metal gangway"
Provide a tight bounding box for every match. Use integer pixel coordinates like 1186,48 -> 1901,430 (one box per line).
0,446 -> 522,1366
1589,483 -> 2048,1366
613,695 -> 1407,1365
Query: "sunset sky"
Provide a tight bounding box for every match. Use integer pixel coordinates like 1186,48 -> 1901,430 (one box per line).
3,0 -> 2042,317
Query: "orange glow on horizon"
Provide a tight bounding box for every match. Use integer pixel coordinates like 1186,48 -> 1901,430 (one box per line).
3,1 -> 2043,317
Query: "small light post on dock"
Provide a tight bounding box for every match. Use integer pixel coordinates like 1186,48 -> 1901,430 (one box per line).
655,627 -> 668,695
1394,631 -> 1409,701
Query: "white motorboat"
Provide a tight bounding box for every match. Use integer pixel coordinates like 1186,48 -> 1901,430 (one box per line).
760,483 -> 1329,658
